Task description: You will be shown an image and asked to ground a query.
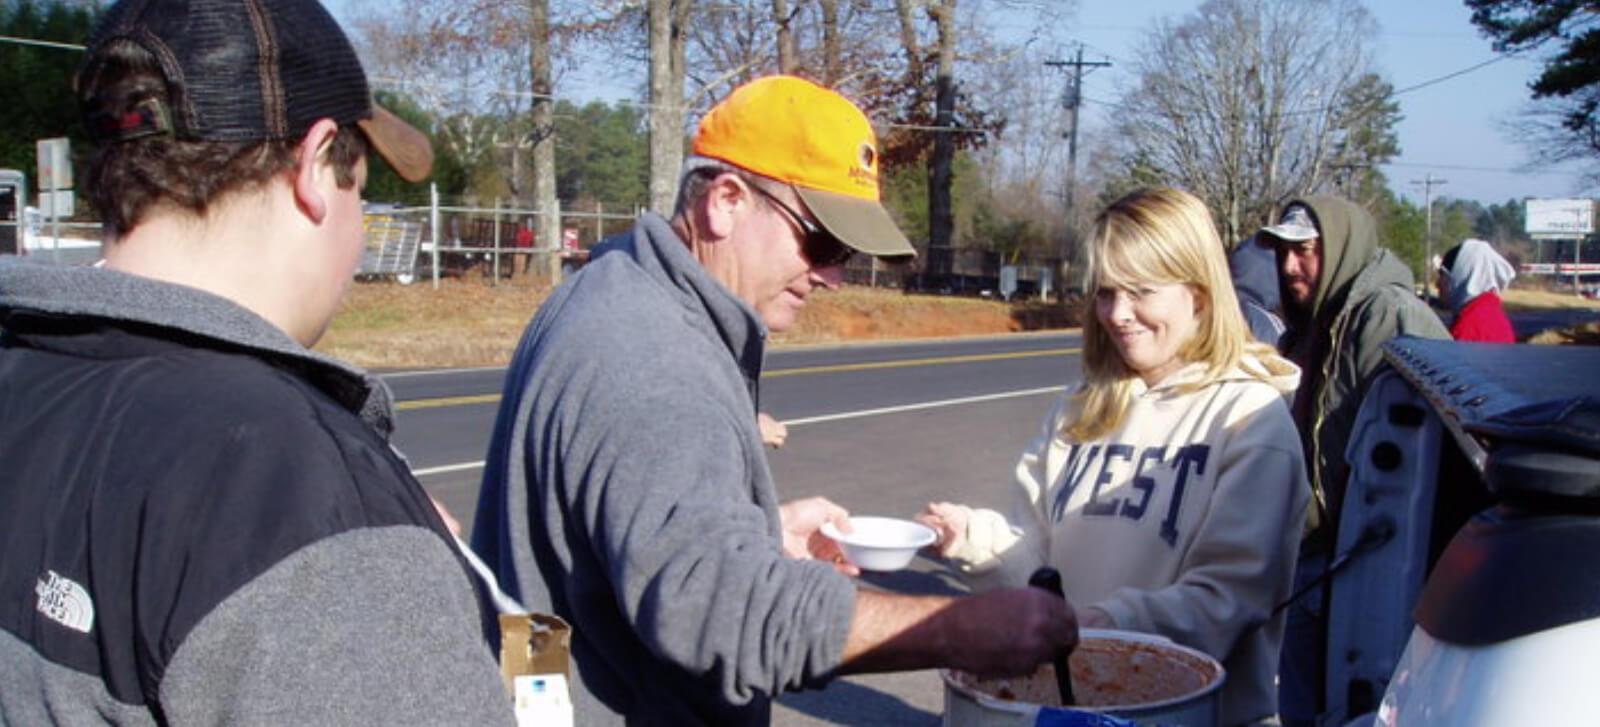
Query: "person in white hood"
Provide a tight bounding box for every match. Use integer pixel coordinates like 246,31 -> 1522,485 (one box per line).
1436,238 -> 1517,343
919,187 -> 1310,726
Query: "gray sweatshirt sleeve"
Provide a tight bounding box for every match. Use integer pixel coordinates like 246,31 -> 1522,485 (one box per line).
566,389 -> 857,704
159,527 -> 516,726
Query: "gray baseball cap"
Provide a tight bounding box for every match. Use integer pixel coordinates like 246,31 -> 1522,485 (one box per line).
1260,204 -> 1319,242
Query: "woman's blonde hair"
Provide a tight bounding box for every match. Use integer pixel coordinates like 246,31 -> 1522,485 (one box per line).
1066,187 -> 1263,441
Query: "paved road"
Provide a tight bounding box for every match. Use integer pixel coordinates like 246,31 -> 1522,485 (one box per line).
384,331 -> 1084,725
388,332 -> 1083,529
385,307 -> 1599,725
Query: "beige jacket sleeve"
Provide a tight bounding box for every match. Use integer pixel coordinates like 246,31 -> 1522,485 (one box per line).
942,394 -> 1074,591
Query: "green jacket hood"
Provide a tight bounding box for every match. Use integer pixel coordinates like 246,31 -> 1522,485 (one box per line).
1287,195 -> 1380,323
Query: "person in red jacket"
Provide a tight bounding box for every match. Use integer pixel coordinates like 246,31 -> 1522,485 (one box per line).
1437,238 -> 1517,343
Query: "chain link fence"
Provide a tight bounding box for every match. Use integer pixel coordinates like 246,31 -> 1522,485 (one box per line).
2,187 -> 1065,301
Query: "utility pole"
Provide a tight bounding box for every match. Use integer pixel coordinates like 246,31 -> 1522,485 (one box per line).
1046,46 -> 1110,274
1411,174 -> 1447,299
1046,47 -> 1111,221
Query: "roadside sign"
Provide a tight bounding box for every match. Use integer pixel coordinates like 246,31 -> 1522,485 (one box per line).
36,138 -> 72,192
1525,198 -> 1593,237
1520,262 -> 1600,274
37,190 -> 74,218
1000,266 -> 1018,300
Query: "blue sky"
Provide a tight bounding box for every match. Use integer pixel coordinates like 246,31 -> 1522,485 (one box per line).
333,0 -> 1586,206
1058,0 -> 1586,206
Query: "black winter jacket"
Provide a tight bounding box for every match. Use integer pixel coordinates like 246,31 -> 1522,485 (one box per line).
0,260 -> 513,726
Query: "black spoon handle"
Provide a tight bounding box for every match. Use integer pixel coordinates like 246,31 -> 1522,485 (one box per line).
1027,566 -> 1076,707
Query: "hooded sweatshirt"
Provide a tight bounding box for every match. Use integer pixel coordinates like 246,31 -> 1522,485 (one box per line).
940,353 -> 1310,727
1442,238 -> 1517,343
1276,196 -> 1449,547
1231,235 -> 1287,347
470,213 -> 856,727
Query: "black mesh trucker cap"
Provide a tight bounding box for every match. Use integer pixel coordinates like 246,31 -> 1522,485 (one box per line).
80,0 -> 433,182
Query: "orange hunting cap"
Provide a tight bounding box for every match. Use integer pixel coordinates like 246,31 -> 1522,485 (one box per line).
693,75 -> 916,259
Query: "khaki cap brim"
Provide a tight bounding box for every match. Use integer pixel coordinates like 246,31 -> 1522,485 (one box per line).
358,104 -> 434,183
795,186 -> 916,260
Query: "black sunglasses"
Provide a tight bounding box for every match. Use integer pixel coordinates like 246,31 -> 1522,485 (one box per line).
751,185 -> 855,268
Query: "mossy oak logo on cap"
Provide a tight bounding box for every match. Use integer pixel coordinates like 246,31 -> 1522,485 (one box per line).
850,140 -> 879,187
36,570 -> 95,634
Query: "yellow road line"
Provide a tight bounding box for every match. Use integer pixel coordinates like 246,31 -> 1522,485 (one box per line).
397,393 -> 503,411
394,347 -> 1080,411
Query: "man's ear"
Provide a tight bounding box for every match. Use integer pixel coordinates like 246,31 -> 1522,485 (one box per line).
701,172 -> 752,241
292,119 -> 342,224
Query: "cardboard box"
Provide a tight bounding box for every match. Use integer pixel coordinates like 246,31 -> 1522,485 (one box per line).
498,613 -> 570,695
500,613 -> 572,727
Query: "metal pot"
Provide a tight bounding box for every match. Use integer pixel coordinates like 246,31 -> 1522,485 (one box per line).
942,629 -> 1225,727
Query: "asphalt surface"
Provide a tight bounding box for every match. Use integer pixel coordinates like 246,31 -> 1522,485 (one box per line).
385,331 -> 1083,726
383,306 -> 1597,725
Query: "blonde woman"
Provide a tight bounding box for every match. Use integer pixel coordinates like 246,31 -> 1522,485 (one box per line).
919,188 -> 1309,726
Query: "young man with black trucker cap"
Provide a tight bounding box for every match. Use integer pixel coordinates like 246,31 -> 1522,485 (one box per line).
0,0 -> 514,723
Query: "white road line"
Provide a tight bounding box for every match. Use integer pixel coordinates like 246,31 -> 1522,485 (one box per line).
413,460 -> 489,477
782,385 -> 1061,426
408,384 -> 1063,477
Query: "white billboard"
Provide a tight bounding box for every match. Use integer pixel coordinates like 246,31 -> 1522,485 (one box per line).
1526,198 -> 1594,238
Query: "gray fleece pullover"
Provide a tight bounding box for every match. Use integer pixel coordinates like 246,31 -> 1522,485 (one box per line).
471,213 -> 857,726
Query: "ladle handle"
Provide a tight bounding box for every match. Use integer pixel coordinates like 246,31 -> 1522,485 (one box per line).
1028,567 -> 1076,707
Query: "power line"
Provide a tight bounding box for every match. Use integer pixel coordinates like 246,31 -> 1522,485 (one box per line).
1391,55 -> 1509,95
1079,53 -> 1522,117
1387,161 -> 1583,175
0,34 -> 86,51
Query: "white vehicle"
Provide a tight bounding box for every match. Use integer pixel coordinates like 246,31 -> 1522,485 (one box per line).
1,169 -> 100,265
1322,338 -> 1600,726
16,206 -> 103,265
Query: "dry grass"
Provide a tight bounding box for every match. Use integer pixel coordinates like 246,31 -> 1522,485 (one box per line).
1528,321 -> 1600,346
315,278 -> 1073,369
316,278 -> 554,369
772,287 -> 1022,345
1501,287 -> 1600,312
316,277 -> 1600,370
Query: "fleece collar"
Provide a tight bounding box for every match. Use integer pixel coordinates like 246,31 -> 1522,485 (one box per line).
600,213 -> 769,394
0,258 -> 395,435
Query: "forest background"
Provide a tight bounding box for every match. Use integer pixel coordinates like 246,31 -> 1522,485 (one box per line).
4,0 -> 1598,290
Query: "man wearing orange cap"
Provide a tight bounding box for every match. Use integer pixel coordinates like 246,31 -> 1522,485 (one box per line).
471,76 -> 1079,725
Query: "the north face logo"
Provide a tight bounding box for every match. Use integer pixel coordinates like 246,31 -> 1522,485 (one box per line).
35,571 -> 94,634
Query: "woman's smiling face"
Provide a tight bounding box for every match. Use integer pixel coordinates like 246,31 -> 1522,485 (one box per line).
1095,281 -> 1202,386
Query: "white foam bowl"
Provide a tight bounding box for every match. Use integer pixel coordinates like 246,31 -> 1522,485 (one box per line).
821,516 -> 937,571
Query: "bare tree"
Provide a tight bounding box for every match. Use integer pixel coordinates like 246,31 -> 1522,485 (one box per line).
529,0 -> 560,260
772,0 -> 798,73
927,0 -> 956,256
348,0 -> 586,217
817,0 -> 840,84
647,0 -> 693,214
1112,0 -> 1378,243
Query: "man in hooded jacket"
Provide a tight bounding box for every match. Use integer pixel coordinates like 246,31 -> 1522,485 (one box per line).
1259,196 -> 1449,726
